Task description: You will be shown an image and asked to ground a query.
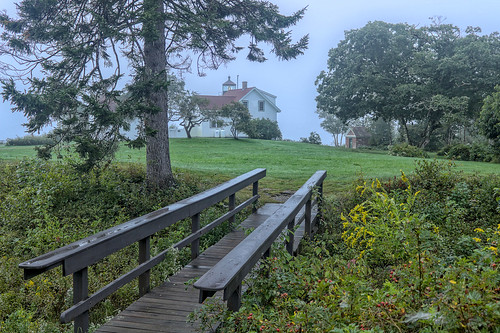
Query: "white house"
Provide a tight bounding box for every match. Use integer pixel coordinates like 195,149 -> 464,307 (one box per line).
169,77 -> 281,138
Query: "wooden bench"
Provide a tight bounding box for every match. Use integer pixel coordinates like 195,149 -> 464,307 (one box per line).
18,168 -> 266,333
194,170 -> 327,311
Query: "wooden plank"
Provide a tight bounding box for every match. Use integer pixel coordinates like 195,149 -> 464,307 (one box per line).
95,203 -> 281,333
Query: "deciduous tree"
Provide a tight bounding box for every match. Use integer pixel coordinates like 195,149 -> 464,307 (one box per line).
219,102 -> 251,139
175,93 -> 211,139
479,86 -> 500,157
316,111 -> 347,146
316,20 -> 500,149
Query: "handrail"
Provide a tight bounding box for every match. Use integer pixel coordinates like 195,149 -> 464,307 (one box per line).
194,170 -> 326,311
19,168 -> 266,333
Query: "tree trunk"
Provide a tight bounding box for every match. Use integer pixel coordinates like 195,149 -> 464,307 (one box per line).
184,125 -> 192,138
401,119 -> 412,145
143,0 -> 174,187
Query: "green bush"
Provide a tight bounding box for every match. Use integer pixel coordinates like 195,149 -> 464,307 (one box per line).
5,135 -> 55,146
438,143 -> 497,162
0,159 -> 240,331
389,143 -> 429,158
244,118 -> 282,140
193,160 -> 500,332
300,131 -> 322,145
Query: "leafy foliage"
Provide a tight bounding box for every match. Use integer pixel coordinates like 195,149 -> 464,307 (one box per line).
317,112 -> 348,147
5,135 -> 55,146
316,20 -> 500,149
218,102 -> 252,139
479,85 -> 500,158
389,143 -> 429,158
244,118 -> 282,140
0,0 -> 308,185
193,160 -> 500,332
0,159 -> 240,331
300,131 -> 322,145
438,143 -> 498,163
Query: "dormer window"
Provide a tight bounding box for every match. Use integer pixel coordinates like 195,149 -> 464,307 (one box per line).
258,100 -> 264,112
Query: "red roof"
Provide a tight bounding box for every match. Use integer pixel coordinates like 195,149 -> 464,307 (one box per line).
346,126 -> 371,138
198,87 -> 254,109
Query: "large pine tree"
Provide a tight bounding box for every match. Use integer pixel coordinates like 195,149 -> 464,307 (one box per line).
1,0 -> 308,186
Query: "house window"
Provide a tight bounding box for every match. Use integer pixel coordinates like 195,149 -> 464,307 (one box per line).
210,120 -> 219,128
258,100 -> 264,111
242,100 -> 248,108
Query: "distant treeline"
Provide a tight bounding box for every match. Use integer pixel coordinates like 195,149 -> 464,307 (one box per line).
5,135 -> 55,146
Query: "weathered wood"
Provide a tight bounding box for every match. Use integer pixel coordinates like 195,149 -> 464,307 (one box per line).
286,218 -> 295,255
194,171 -> 327,308
73,268 -> 89,333
191,214 -> 200,259
172,195 -> 258,250
95,203 -> 281,333
252,181 -> 259,213
228,193 -> 235,228
139,236 -> 151,297
305,198 -> 312,237
19,168 -> 266,277
38,169 -> 266,330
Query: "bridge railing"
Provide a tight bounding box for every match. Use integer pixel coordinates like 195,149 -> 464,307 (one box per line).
194,170 -> 326,311
19,168 -> 266,333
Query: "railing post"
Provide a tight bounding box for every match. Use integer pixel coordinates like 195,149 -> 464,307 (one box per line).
73,268 -> 89,333
317,182 -> 324,221
228,194 -> 236,229
305,198 -> 312,238
286,218 -> 295,255
252,180 -> 259,213
191,213 -> 200,259
262,247 -> 271,259
139,236 -> 151,296
227,284 -> 242,311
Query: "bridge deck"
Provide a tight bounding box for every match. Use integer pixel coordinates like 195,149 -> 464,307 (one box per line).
96,203 -> 284,333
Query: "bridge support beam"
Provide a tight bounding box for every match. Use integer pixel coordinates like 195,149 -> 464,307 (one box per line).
227,284 -> 241,312
73,268 -> 89,333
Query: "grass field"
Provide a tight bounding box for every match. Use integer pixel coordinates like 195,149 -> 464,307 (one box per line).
1,138 -> 499,196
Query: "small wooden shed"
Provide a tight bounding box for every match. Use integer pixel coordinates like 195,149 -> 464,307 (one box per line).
345,126 -> 371,149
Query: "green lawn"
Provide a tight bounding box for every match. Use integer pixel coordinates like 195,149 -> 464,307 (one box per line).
2,138 -> 499,196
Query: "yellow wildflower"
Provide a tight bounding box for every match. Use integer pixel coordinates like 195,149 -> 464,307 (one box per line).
401,170 -> 408,183
474,228 -> 485,233
472,237 -> 482,243
449,280 -> 457,284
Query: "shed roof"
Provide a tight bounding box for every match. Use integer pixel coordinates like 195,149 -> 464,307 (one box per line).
346,126 -> 371,138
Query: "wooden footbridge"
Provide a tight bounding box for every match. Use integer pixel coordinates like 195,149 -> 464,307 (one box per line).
19,169 -> 326,333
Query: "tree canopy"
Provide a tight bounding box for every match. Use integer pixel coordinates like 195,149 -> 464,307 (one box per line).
1,0 -> 308,186
479,86 -> 500,156
316,20 -> 500,148
218,101 -> 251,139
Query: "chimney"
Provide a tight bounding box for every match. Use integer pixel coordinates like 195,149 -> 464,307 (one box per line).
242,81 -> 248,89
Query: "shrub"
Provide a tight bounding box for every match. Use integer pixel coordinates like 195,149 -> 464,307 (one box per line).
193,160 -> 500,332
389,143 -> 429,158
0,159 -> 241,330
5,135 -> 55,146
438,143 -> 497,162
300,131 -> 321,145
244,118 -> 282,140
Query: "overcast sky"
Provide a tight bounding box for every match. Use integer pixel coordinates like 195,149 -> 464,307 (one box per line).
1,0 -> 500,143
